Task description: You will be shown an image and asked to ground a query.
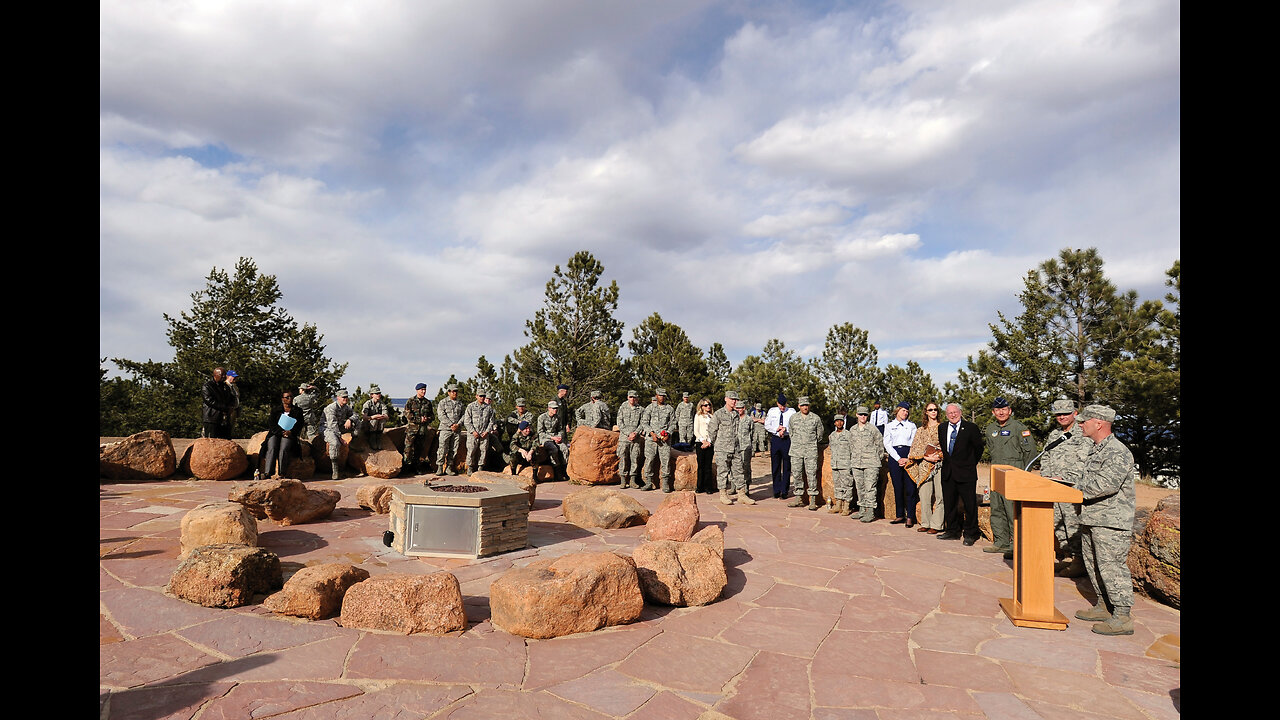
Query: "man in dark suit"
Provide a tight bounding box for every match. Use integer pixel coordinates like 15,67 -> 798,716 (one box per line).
938,402 -> 986,545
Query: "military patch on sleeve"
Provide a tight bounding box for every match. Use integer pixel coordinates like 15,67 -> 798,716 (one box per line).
1021,430 -> 1031,437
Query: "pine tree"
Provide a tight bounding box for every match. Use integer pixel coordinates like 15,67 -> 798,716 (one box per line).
809,322 -> 882,413
625,313 -> 712,404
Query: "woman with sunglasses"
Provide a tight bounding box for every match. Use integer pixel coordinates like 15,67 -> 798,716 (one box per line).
258,388 -> 306,479
907,402 -> 946,534
693,398 -> 716,494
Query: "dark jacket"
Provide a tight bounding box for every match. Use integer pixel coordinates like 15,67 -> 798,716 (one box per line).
259,405 -> 306,458
940,419 -> 984,484
202,378 -> 235,424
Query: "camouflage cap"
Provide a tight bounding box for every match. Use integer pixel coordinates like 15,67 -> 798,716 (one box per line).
627,390 -> 638,397
298,382 -> 313,391
834,414 -> 846,422
476,388 -> 487,397
725,390 -> 740,400
798,396 -> 811,406
590,390 -> 602,398
683,391 -> 690,398
446,384 -> 459,392
655,388 -> 668,397
1078,404 -> 1116,423
856,405 -> 870,415
1050,398 -> 1077,415
336,389 -> 350,399
547,400 -> 560,409
368,384 -> 382,395
515,397 -> 527,406
754,402 -> 762,409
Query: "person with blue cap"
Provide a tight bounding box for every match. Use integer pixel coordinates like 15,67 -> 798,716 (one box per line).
508,419 -> 542,476
401,383 -> 434,475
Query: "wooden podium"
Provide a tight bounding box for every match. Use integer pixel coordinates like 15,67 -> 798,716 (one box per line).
990,465 -> 1084,630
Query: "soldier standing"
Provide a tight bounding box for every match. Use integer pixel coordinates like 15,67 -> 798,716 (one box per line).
435,384 -> 465,476
787,396 -> 825,510
506,398 -> 535,437
750,402 -> 769,453
323,390 -> 356,480
463,389 -> 496,475
827,414 -> 854,515
641,388 -> 677,492
537,400 -> 569,481
1041,398 -> 1090,577
734,398 -> 757,505
983,397 -> 1037,558
1072,405 -> 1137,636
401,383 -> 434,475
706,391 -> 742,505
614,390 -> 645,489
293,382 -> 323,443
849,406 -> 884,522
675,391 -> 696,445
359,384 -> 390,450
575,390 -> 612,429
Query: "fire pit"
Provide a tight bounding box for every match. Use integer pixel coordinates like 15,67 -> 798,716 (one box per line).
387,480 -> 530,559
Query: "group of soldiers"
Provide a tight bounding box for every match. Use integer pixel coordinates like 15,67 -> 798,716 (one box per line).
274,376 -> 1138,637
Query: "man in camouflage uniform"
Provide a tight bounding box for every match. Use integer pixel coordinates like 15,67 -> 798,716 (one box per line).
734,398 -> 757,504
401,383 -> 434,475
1042,398 -> 1091,577
827,414 -> 854,515
850,406 -> 884,522
614,390 -> 645,489
1072,404 -> 1137,636
575,390 -> 612,429
462,389 -> 496,474
706,391 -> 743,505
435,385 -> 465,476
750,402 -> 769,453
293,382 -> 323,443
641,388 -> 676,492
323,389 -> 356,480
509,421 -> 544,476
787,396 -> 825,510
359,384 -> 390,450
675,391 -> 696,445
537,400 -> 569,481
507,398 -> 535,438
983,397 -> 1038,558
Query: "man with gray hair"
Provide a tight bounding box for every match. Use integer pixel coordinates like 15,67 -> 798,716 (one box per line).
706,391 -> 742,505
435,385 -> 465,476
1072,404 -> 1137,636
938,402 -> 985,544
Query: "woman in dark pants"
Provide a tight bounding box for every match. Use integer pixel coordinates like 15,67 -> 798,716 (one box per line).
882,401 -> 918,528
259,388 -> 305,479
693,398 -> 716,494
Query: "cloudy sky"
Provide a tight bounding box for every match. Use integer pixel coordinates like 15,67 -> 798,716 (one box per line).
100,0 -> 1180,398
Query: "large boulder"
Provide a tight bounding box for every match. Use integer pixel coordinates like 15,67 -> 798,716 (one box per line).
356,482 -> 397,514
166,544 -> 282,608
1130,493 -> 1180,608
691,524 -> 725,557
189,438 -> 250,481
179,502 -> 258,559
338,572 -> 467,635
489,552 -> 645,638
468,470 -> 537,507
100,430 -> 177,481
567,426 -> 621,485
228,478 -> 341,526
363,449 -> 406,479
517,464 -> 557,484
265,563 -> 371,620
632,539 -> 727,607
562,487 -> 650,529
646,491 -> 699,542
671,449 -> 701,491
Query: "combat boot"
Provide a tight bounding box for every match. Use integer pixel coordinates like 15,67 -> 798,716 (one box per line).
787,494 -> 806,508
720,489 -> 734,505
661,479 -> 673,493
737,489 -> 756,505
1092,607 -> 1134,635
640,478 -> 656,491
331,465 -> 340,480
860,508 -> 875,523
827,499 -> 840,514
839,500 -> 853,517
808,496 -> 819,511
619,476 -> 630,489
1074,601 -> 1110,622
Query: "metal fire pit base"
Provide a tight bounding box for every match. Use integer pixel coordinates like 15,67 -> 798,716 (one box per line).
388,481 -> 530,559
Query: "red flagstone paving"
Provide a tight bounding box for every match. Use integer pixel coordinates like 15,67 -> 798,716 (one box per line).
101,457 -> 1180,719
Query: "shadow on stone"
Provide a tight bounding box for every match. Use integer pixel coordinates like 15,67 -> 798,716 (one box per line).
721,548 -> 754,600
256,528 -> 329,558
105,654 -> 279,719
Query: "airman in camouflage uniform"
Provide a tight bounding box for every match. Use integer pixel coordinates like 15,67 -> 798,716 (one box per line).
849,406 -> 884,522
1071,404 -> 1137,636
615,390 -> 645,488
827,414 -> 854,515
293,383 -> 323,442
983,397 -> 1038,557
641,388 -> 676,492
323,390 -> 356,479
435,385 -> 465,476
463,389 -> 497,474
575,390 -> 612,429
787,396 -> 825,510
734,399 -> 757,504
707,391 -> 743,505
401,383 -> 435,474
537,400 -> 569,481
750,402 -> 769,452
359,384 -> 390,450
675,392 -> 696,445
506,398 -> 535,437
508,421 -> 543,475
1042,399 -> 1091,577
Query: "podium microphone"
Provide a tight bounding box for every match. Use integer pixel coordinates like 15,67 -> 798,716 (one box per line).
1024,432 -> 1071,472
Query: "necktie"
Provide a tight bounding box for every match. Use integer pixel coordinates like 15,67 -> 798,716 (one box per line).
949,424 -> 957,454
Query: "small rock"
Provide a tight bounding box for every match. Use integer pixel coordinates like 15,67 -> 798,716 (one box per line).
264,563 -> 371,619
100,430 -> 177,481
1130,493 -> 1180,608
489,552 -> 644,638
338,572 -> 467,635
363,449 -> 406,479
646,491 -> 699,541
189,438 -> 250,481
228,478 -> 340,525
633,539 -> 727,607
562,487 -> 650,529
179,502 -> 258,559
356,482 -> 397,514
167,544 -> 282,608
691,525 -> 725,558
671,450 -> 701,491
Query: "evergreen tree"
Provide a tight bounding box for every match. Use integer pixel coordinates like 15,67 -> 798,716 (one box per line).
510,251 -> 626,412
728,339 -> 827,417
810,322 -> 882,413
626,313 -> 713,404
705,343 -> 731,398
110,258 -> 346,437
880,361 -> 941,423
